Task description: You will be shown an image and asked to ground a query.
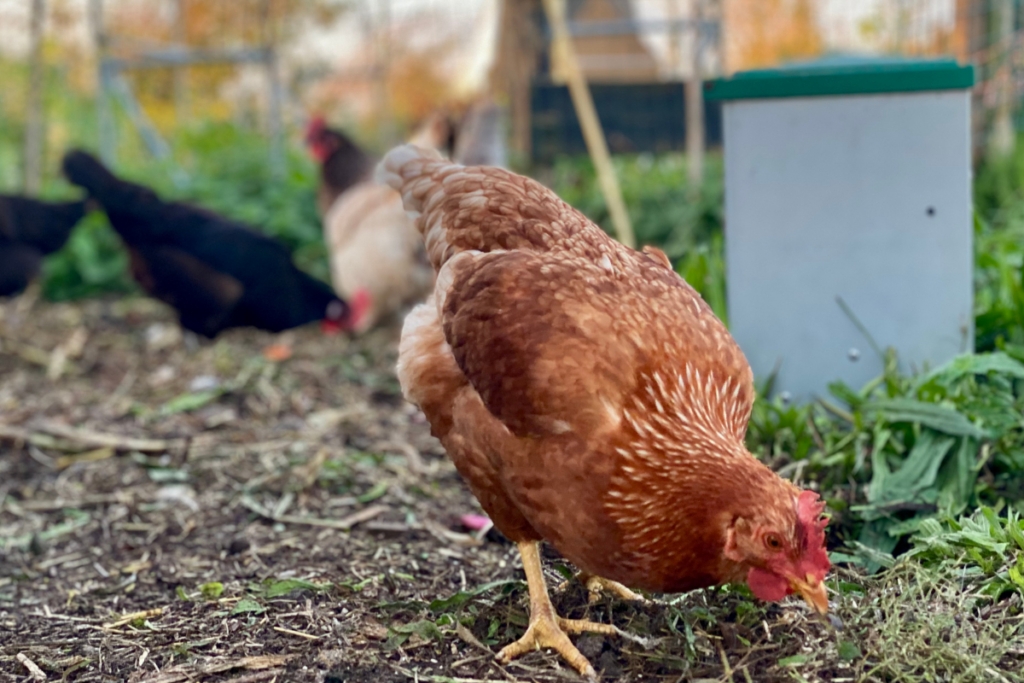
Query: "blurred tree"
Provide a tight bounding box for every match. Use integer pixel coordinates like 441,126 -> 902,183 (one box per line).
491,0 -> 544,158
723,0 -> 822,71
386,40 -> 459,125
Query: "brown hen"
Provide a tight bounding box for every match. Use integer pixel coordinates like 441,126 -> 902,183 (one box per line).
379,145 -> 831,678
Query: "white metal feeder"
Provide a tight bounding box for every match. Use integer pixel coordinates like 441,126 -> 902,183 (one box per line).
705,56 -> 976,402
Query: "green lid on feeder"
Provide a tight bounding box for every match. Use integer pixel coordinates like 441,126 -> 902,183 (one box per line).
705,54 -> 975,101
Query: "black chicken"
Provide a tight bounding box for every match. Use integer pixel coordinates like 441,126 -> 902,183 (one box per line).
0,195 -> 92,296
61,149 -> 368,338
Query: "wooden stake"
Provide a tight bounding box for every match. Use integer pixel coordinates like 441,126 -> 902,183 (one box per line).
23,0 -> 46,194
686,0 -> 705,189
542,0 -> 635,249
988,0 -> 1017,158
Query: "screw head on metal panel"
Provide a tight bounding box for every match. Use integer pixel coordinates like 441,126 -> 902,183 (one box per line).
848,347 -> 861,362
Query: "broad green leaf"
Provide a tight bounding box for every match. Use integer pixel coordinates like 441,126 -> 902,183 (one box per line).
935,437 -> 975,515
838,641 -> 862,662
866,398 -> 988,438
357,481 -> 389,504
847,536 -> 896,573
877,431 -> 955,503
200,582 -> 224,600
161,390 -> 221,416
428,579 -> 523,613
230,598 -> 265,616
1006,515 -> 1024,552
827,380 -> 864,410
1008,566 -> 1024,589
263,578 -> 329,598
391,619 -> 443,640
778,655 -> 807,666
915,351 -> 1024,389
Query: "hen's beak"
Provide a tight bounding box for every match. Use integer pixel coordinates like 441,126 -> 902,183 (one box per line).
790,574 -> 828,614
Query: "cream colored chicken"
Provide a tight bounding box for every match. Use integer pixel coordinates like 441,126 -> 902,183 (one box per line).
305,104 -> 505,333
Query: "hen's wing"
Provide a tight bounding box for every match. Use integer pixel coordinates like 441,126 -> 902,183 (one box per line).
381,145 -> 755,443
130,245 -> 244,337
440,248 -> 644,439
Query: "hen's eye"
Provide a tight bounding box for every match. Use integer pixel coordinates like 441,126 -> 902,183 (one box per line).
764,534 -> 783,551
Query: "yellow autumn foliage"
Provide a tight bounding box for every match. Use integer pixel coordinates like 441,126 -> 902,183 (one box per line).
724,0 -> 823,72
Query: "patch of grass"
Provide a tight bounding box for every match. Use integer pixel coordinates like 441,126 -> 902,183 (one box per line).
837,525 -> 1024,682
747,349 -> 1024,564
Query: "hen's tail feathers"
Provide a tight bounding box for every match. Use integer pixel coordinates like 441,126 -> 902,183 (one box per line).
376,144 -> 456,271
62,149 -> 164,234
61,150 -> 121,199
379,143 -> 597,275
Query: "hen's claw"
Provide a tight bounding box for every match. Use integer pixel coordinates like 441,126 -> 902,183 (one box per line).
497,611 -> 614,679
499,541 -> 618,679
559,572 -> 647,604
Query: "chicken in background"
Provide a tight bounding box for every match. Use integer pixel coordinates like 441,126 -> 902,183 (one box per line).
304,110 -> 472,334
61,149 -> 368,339
0,195 -> 93,297
304,118 -> 377,217
380,145 -> 830,678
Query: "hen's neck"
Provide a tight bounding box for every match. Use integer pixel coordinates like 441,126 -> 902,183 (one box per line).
601,362 -> 793,591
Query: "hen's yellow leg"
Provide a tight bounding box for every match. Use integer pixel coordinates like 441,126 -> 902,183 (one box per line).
497,541 -> 617,679
559,572 -> 647,604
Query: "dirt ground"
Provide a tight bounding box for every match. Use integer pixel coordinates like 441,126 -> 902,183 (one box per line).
2,293 -> 852,683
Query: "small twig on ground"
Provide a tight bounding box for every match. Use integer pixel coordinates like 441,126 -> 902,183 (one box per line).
272,626 -> 320,640
388,439 -> 428,475
221,671 -> 282,683
55,446 -> 115,470
133,655 -> 294,683
102,607 -> 163,629
240,496 -> 388,530
613,625 -> 659,650
455,622 -> 492,655
718,642 -> 734,683
0,422 -> 176,453
17,652 -> 47,681
390,664 -> 506,683
292,447 -> 330,490
37,421 -> 174,452
0,335 -> 50,366
47,327 -> 88,380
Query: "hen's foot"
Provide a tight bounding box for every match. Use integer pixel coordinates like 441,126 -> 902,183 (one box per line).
496,609 -> 616,678
559,572 -> 647,604
499,541 -> 619,679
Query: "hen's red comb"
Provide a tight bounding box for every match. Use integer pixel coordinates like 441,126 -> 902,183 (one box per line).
796,490 -> 830,575
304,115 -> 326,142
